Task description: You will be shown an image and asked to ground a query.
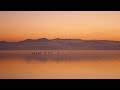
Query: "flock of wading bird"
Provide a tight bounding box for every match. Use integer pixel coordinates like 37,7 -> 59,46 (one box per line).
32,51 -> 60,55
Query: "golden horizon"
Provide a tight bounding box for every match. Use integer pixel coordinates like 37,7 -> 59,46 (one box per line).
1,11 -> 120,41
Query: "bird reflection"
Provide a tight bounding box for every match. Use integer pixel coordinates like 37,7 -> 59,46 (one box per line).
0,51 -> 120,63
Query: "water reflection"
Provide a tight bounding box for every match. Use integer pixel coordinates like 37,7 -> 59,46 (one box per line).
0,50 -> 120,62
1,50 -> 120,79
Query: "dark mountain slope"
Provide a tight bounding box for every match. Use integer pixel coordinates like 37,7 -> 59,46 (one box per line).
0,38 -> 120,50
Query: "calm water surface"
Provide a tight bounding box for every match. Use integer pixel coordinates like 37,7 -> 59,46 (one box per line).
0,50 -> 120,79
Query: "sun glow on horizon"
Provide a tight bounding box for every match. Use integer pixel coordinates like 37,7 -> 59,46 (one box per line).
0,11 -> 120,42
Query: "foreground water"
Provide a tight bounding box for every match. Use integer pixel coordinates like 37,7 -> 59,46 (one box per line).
0,50 -> 120,79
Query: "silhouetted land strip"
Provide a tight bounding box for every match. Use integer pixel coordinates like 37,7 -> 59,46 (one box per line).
0,38 -> 120,50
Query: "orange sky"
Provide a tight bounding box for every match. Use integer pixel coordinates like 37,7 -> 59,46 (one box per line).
0,11 -> 120,42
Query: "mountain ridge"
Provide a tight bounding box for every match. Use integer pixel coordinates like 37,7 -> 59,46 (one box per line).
0,38 -> 120,50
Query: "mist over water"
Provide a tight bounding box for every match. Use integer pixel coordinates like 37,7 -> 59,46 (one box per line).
0,50 -> 120,79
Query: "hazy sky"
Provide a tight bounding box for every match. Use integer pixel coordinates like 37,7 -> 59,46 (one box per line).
0,11 -> 120,41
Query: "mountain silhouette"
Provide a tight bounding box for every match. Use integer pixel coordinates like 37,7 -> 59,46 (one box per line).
0,38 -> 120,50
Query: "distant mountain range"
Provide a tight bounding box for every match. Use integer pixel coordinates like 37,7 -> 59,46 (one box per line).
0,38 -> 120,50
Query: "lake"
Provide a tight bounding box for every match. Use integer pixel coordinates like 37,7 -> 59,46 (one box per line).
0,50 -> 120,79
